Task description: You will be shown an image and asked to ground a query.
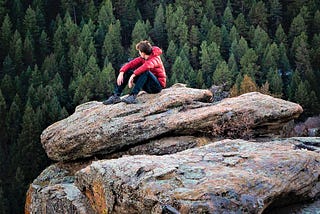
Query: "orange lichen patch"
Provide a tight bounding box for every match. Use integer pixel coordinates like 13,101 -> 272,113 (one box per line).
196,137 -> 211,147
24,185 -> 33,214
85,181 -> 107,213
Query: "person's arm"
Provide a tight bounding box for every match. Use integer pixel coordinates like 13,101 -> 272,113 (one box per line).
117,72 -> 124,86
128,73 -> 136,88
120,57 -> 144,73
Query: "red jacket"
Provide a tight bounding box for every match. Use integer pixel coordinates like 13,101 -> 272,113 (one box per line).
120,46 -> 166,88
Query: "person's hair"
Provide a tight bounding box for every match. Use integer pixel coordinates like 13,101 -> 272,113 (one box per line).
136,40 -> 152,55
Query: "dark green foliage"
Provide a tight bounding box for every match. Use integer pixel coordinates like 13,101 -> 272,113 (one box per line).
0,1 -> 319,213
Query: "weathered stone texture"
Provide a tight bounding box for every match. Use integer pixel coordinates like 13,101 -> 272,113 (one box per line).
40,86 -> 302,161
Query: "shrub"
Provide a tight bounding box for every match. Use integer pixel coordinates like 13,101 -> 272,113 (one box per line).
211,111 -> 254,140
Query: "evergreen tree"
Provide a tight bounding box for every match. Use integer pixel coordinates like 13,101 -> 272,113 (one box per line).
33,2 -> 45,31
189,25 -> 201,48
51,73 -> 67,106
234,13 -> 249,39
293,32 -> 317,93
41,54 -> 58,84
71,47 -> 87,77
275,24 -> 287,46
0,90 -> 7,152
221,25 -> 231,60
2,55 -> 15,78
166,5 -> 188,47
10,30 -> 23,73
79,23 -> 95,58
229,25 -> 240,43
52,24 -> 66,60
313,10 -> 320,35
288,14 -> 307,43
83,0 -> 97,22
130,20 -> 152,57
267,69 -> 283,96
228,53 -> 239,81
261,43 -> 279,79
251,26 -> 270,61
212,60 -> 232,88
23,6 -> 40,41
38,30 -> 50,63
1,74 -> 15,105
190,46 -> 199,71
96,62 -> 115,98
288,69 -> 301,101
10,0 -> 23,29
73,72 -> 93,105
170,56 -> 183,85
63,12 -> 80,48
311,34 -> 320,70
164,40 -> 178,77
248,1 -> 268,30
230,36 -> 248,65
6,95 -> 22,146
203,0 -> 218,23
268,0 -> 282,34
95,0 -> 115,53
16,100 -> 45,180
23,31 -> 35,66
294,80 -> 309,109
240,48 -> 259,81
206,24 -> 222,47
200,16 -> 211,41
102,20 -> 124,70
0,0 -> 7,23
10,166 -> 26,213
222,6 -> 234,31
152,3 -> 167,48
0,14 -> 12,61
199,41 -> 222,87
179,44 -> 197,87
113,0 -> 140,45
278,43 -> 291,77
0,180 -> 8,214
299,6 -> 312,31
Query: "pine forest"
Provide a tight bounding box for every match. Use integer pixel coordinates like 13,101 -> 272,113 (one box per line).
0,0 -> 320,213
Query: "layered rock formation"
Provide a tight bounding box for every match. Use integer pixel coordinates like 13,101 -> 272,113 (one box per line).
26,138 -> 320,213
40,85 -> 302,161
26,85 -> 320,213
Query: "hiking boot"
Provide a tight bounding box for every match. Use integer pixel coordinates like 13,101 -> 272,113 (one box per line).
122,94 -> 137,104
102,94 -> 121,105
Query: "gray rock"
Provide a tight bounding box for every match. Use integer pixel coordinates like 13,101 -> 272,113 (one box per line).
40,86 -> 303,161
74,139 -> 319,214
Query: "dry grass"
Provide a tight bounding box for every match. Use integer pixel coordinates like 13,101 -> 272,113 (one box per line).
211,111 -> 254,140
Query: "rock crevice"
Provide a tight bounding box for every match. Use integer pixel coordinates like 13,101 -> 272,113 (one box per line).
26,85 -> 320,214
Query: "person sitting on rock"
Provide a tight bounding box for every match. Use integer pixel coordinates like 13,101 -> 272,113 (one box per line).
103,40 -> 166,104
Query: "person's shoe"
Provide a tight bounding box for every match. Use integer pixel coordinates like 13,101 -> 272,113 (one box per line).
122,94 -> 137,104
102,95 -> 121,105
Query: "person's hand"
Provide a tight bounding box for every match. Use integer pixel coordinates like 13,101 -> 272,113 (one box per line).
117,72 -> 124,86
128,74 -> 136,88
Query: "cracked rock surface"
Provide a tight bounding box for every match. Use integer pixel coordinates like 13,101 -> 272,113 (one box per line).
40,85 -> 302,161
26,138 -> 320,213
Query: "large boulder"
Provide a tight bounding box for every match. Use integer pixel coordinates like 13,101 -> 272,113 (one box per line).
40,85 -> 303,161
26,138 -> 320,214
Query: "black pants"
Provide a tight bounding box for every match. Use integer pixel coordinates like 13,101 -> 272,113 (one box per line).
114,70 -> 162,96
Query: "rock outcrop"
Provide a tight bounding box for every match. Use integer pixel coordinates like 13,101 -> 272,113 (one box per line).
26,85 -> 320,214
40,85 -> 302,161
26,138 -> 320,214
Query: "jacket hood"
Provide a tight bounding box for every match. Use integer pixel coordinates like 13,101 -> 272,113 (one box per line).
151,46 -> 162,57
